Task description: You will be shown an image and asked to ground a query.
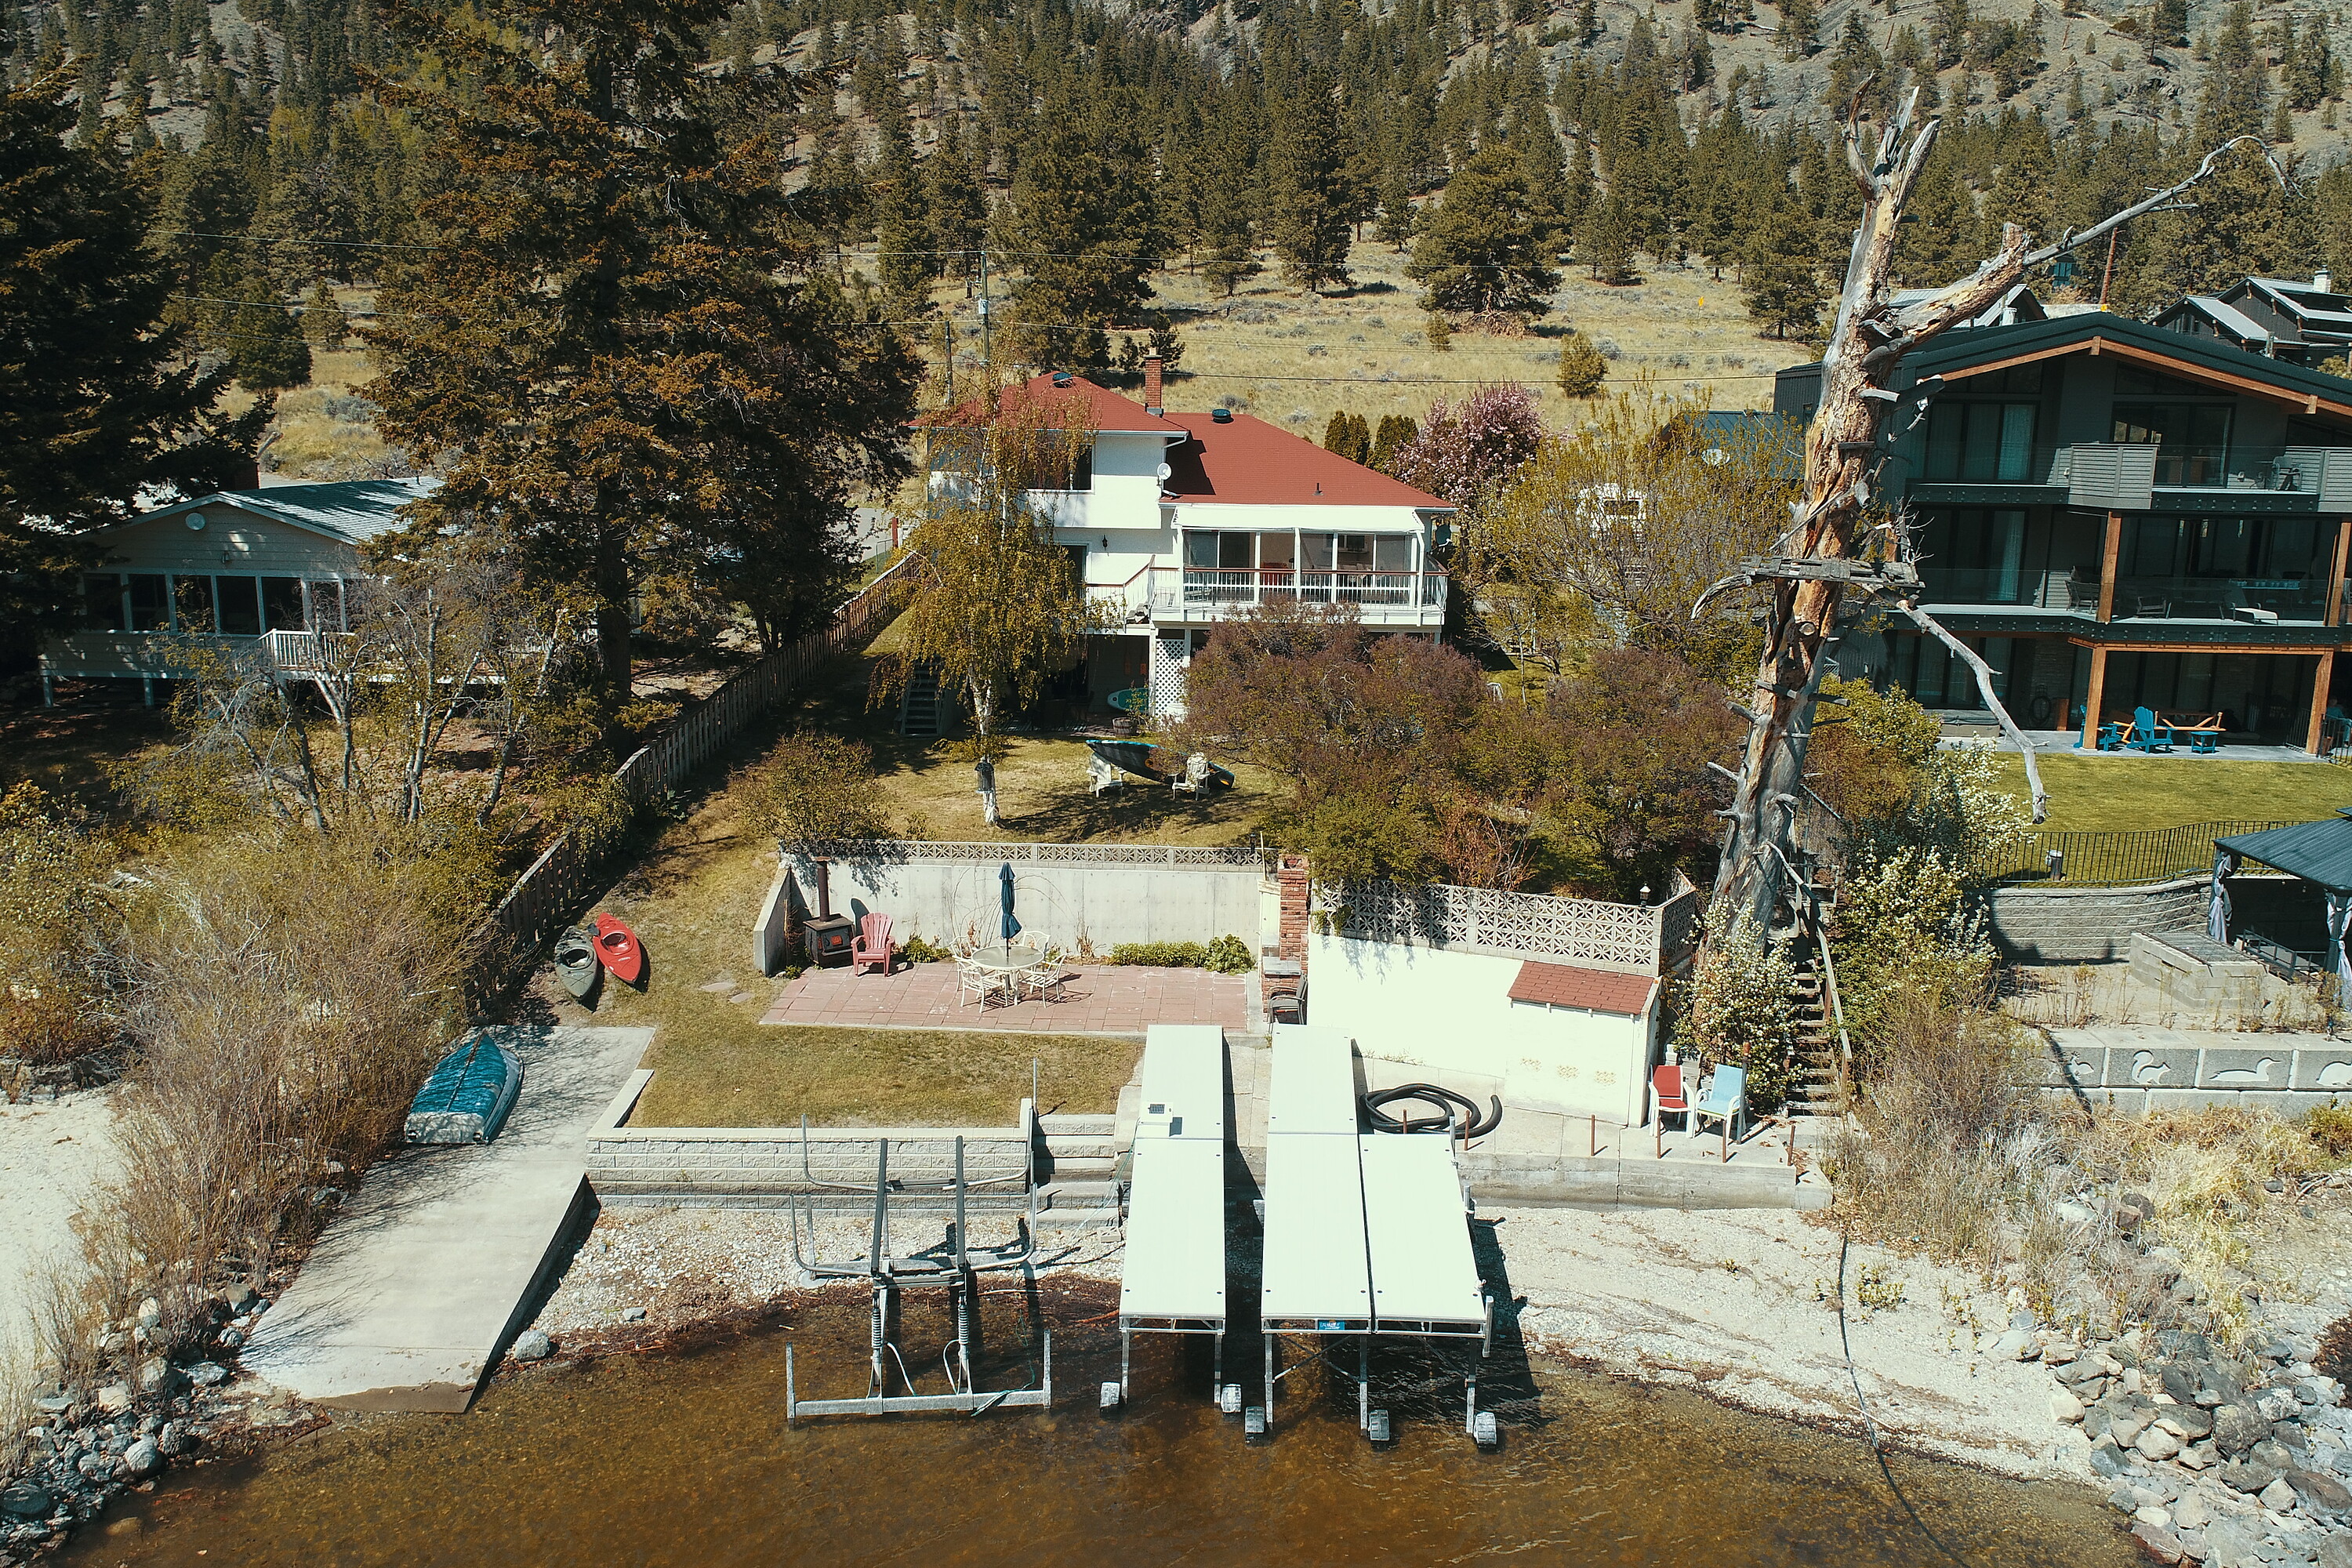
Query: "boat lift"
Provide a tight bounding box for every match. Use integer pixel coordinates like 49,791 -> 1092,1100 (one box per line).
1106,1025 -> 1230,1414
1255,1025 -> 1494,1448
784,1135 -> 1053,1419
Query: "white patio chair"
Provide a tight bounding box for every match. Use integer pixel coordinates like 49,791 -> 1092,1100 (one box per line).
1171,752 -> 1211,795
1086,753 -> 1124,796
1014,934 -> 1069,1002
957,956 -> 1010,1008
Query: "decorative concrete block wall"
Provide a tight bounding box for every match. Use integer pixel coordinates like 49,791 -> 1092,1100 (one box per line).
2034,1030 -> 2352,1112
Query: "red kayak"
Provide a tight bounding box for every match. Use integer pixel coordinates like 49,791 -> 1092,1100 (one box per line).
592,913 -> 645,985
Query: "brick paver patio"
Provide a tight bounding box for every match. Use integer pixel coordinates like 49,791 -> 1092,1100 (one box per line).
760,960 -> 1252,1034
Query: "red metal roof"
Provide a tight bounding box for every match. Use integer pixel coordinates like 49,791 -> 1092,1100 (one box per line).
1507,962 -> 1656,1016
913,372 -> 1185,436
1161,413 -> 1452,510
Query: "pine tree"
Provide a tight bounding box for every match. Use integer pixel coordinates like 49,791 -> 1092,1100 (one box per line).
1555,329 -> 1606,397
1375,163 -> 1417,250
1777,0 -> 1822,59
2286,15 -> 2335,111
1,63 -> 263,664
2198,1 -> 2267,140
925,135 -> 988,284
229,284 -> 313,391
1406,145 -> 1559,314
1001,85 -> 1158,368
1577,183 -> 1638,285
365,0 -> 922,702
1740,197 -> 1825,340
1265,64 -> 1352,292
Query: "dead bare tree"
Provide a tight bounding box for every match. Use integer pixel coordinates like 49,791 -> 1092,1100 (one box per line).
1703,87 -> 2275,935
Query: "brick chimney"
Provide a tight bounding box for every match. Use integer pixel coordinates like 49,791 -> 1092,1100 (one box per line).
1143,354 -> 1163,416
1276,852 -> 1310,967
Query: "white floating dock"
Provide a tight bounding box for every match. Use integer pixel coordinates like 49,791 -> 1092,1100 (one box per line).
1255,1025 -> 1491,1443
1359,1133 -> 1489,1337
1115,1026 -> 1229,1404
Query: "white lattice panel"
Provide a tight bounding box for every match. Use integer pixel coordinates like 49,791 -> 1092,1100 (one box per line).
1339,877 -> 1662,971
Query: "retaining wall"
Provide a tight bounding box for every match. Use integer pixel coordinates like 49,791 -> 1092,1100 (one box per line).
1987,873 -> 2321,965
1988,876 -> 2207,963
775,844 -> 1267,962
583,1071 -> 1038,1208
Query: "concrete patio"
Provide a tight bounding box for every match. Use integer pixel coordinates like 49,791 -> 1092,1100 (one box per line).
760,960 -> 1252,1035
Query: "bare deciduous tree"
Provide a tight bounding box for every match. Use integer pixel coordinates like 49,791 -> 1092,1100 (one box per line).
1708,89 -> 2273,933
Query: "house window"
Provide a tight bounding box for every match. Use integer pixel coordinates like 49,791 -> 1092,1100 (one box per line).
1301,533 -> 1413,572
127,574 -> 169,631
215,576 -> 262,635
1925,402 -> 2038,482
307,579 -> 345,631
263,577 -> 307,631
2111,403 -> 2231,486
172,575 -> 216,633
79,575 -> 125,631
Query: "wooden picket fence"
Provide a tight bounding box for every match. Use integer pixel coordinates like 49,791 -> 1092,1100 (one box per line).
471,554 -> 913,993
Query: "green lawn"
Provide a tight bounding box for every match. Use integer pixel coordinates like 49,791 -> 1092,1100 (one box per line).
1990,753 -> 2352,833
630,1025 -> 1139,1127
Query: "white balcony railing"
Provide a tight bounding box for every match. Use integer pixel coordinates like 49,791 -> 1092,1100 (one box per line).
1144,566 -> 1445,622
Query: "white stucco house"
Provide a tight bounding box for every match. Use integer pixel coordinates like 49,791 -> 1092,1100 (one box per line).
920,366 -> 1455,716
38,477 -> 436,704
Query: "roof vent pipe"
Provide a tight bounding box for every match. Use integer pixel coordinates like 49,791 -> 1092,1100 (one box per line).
2318,269 -> 2336,293
1051,370 -> 1074,387
1211,407 -> 1233,423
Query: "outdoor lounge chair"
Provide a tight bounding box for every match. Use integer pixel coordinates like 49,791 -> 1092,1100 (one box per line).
1690,1065 -> 1746,1163
1171,753 -> 1212,795
1086,753 -> 1124,796
1650,1063 -> 1690,1156
852,913 -> 894,976
2124,706 -> 2176,753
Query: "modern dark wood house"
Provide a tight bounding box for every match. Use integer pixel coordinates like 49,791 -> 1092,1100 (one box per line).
1776,312 -> 2352,753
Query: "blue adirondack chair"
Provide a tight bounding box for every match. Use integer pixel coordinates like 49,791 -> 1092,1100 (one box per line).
1690,1065 -> 1747,1162
2124,706 -> 2176,753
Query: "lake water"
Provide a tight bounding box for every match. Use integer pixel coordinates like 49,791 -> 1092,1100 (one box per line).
65,1283 -> 2133,1568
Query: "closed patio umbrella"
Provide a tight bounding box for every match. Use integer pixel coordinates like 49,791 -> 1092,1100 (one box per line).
2208,849 -> 2235,943
1000,862 -> 1022,942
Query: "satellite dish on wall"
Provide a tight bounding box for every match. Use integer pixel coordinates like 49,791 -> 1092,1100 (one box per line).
1156,463 -> 1172,481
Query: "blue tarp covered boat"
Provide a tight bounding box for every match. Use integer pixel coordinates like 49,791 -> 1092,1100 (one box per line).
405,1032 -> 524,1145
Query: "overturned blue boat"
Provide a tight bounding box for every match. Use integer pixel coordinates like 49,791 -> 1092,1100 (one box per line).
405,1032 -> 524,1145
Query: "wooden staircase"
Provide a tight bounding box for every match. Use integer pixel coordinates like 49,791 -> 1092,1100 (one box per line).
1785,938 -> 1847,1121
898,665 -> 942,738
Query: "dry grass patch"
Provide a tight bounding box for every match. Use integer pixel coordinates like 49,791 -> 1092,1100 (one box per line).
630,1024 -> 1137,1127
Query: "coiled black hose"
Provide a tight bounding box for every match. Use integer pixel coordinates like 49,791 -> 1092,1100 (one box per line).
1360,1083 -> 1503,1138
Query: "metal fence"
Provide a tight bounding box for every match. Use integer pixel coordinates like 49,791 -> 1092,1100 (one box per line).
470,555 -> 913,991
1980,818 -> 2303,887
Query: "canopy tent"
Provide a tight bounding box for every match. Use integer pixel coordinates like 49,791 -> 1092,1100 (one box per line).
2213,811 -> 2352,996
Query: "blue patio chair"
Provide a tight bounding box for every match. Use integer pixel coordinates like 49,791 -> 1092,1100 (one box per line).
2124,706 -> 2176,753
1690,1065 -> 1747,1163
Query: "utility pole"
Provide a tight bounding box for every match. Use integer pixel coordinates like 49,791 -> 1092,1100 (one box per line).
978,248 -> 992,371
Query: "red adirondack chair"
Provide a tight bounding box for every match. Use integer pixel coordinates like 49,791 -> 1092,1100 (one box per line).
852,913 -> 895,976
1651,1063 -> 1690,1156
